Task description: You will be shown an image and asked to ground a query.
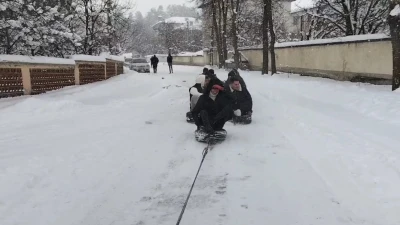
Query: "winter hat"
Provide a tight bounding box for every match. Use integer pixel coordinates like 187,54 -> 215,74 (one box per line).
228,68 -> 239,77
195,75 -> 205,84
212,84 -> 224,91
202,68 -> 209,74
195,75 -> 206,87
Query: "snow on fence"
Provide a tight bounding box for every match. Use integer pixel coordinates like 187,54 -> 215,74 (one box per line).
239,34 -> 392,83
0,55 -> 124,98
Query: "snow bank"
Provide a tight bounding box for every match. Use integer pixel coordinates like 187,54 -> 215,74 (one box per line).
0,55 -> 75,65
390,5 -> 400,16
67,54 -> 106,62
240,34 -> 390,50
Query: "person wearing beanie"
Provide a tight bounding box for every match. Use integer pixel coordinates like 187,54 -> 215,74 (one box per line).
202,67 -> 209,75
227,76 -> 252,122
224,68 -> 246,90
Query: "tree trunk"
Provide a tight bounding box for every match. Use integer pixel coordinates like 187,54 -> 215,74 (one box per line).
389,1 -> 400,91
222,0 -> 228,61
231,0 -> 240,69
106,0 -> 113,53
212,0 -> 224,68
262,0 -> 269,75
267,0 -> 276,74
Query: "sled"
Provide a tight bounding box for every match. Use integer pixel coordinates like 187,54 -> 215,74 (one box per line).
232,114 -> 252,125
195,128 -> 227,144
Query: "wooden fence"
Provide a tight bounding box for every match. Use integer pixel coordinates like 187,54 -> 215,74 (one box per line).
0,55 -> 124,98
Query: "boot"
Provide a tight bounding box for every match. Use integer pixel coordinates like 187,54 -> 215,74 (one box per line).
200,110 -> 214,134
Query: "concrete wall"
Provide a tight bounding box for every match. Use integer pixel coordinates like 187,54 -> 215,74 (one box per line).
239,38 -> 392,83
173,55 -> 205,66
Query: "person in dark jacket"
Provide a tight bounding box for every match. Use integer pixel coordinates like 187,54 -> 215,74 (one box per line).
226,76 -> 252,117
150,55 -> 159,73
167,53 -> 173,73
202,67 -> 209,75
224,68 -> 246,90
191,79 -> 233,133
206,69 -> 224,88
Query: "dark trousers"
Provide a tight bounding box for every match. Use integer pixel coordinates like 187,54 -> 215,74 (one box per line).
152,65 -> 157,73
199,110 -> 229,131
168,62 -> 173,73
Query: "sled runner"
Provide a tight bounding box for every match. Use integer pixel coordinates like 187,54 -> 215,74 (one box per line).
195,127 -> 227,143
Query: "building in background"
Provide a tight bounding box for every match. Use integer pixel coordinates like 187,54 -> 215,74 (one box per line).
152,17 -> 203,54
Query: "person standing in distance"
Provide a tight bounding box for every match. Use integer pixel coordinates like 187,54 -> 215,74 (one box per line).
167,53 -> 173,74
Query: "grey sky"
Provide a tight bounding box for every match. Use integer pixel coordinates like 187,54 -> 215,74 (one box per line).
127,0 -> 196,15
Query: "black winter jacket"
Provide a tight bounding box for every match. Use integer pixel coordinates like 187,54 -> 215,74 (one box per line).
227,87 -> 252,113
150,56 -> 159,66
167,55 -> 173,63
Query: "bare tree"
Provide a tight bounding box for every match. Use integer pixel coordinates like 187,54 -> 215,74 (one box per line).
230,0 -> 241,69
211,0 -> 224,68
267,0 -> 276,74
262,0 -> 269,74
304,0 -> 389,38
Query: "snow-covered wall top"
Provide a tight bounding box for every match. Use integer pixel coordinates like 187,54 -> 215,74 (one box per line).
106,55 -> 125,62
67,55 -> 106,62
0,55 -> 75,65
99,52 -> 124,62
239,34 -> 390,50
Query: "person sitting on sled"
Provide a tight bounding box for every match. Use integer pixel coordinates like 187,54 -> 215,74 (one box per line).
224,68 -> 247,90
226,76 -> 253,122
191,79 -> 233,134
186,74 -> 211,123
189,75 -> 207,110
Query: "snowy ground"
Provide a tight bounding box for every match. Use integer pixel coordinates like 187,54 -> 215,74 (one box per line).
1,64 -> 400,225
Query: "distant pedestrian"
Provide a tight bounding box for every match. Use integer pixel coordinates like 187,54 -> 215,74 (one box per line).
150,55 -> 159,73
167,53 -> 173,74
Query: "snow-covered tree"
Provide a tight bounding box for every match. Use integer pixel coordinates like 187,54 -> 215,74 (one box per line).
0,0 -> 81,56
304,0 -> 389,38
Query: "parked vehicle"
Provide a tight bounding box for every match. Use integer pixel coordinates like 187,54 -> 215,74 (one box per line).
126,58 -> 150,73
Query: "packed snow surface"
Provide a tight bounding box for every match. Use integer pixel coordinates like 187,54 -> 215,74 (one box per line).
1,65 -> 400,225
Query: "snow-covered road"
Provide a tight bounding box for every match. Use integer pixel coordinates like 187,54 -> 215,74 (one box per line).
1,65 -> 400,225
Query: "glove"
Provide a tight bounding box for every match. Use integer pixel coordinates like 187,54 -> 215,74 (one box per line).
234,109 -> 241,116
